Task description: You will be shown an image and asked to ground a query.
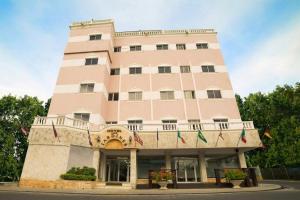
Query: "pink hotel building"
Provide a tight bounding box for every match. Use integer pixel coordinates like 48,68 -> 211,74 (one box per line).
20,19 -> 262,189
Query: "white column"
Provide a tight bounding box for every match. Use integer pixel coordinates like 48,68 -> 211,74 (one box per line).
238,151 -> 247,168
92,149 -> 100,180
130,149 -> 137,189
199,152 -> 208,182
101,153 -> 106,181
165,153 -> 171,169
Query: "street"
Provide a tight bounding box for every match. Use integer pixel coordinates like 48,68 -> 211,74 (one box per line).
0,180 -> 299,200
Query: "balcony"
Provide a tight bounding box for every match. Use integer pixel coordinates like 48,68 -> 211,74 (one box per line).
33,116 -> 255,132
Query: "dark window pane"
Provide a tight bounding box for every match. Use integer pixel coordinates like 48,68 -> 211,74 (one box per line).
202,66 -> 208,72
108,93 -> 113,101
208,65 -> 215,72
114,93 -> 119,101
207,90 -> 214,98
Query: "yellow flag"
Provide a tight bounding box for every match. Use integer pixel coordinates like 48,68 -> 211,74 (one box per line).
264,129 -> 272,139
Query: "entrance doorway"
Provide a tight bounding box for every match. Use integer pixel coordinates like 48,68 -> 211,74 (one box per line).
175,158 -> 199,183
106,158 -> 130,182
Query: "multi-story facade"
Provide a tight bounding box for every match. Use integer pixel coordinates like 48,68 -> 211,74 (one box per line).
20,19 -> 261,189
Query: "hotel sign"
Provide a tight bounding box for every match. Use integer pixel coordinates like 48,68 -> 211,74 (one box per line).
100,128 -> 129,147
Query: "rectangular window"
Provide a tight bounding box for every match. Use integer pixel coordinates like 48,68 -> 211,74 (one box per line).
202,65 -> 215,72
156,44 -> 168,50
106,121 -> 117,124
89,34 -> 102,40
85,58 -> 98,65
130,45 -> 142,51
196,43 -> 208,49
128,91 -> 142,101
188,119 -> 201,130
162,120 -> 177,130
108,93 -> 119,101
129,67 -> 142,74
213,119 -> 228,122
176,43 -> 186,50
110,68 -> 120,75
80,83 -> 94,93
160,91 -> 175,100
207,90 -> 222,98
184,90 -> 195,99
74,113 -> 90,121
114,46 -> 121,52
128,120 -> 143,124
158,66 -> 171,73
180,65 -> 191,73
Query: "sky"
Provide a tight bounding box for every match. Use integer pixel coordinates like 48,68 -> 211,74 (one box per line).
0,0 -> 300,101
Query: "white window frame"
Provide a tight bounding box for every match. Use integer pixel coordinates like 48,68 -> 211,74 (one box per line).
160,91 -> 175,100
80,83 -> 94,93
128,91 -> 143,101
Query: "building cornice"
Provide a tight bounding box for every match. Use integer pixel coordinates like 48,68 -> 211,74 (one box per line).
69,19 -> 216,36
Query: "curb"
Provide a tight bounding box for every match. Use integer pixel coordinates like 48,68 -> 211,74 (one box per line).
0,184 -> 283,196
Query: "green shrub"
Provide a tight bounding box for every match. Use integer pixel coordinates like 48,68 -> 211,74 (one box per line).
60,174 -> 96,181
60,166 -> 96,181
66,166 -> 96,176
224,170 -> 247,181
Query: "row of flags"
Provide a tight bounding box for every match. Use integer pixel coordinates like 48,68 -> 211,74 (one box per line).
20,121 -> 273,148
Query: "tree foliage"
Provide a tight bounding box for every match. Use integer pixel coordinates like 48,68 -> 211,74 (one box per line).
236,83 -> 300,168
0,95 -> 49,181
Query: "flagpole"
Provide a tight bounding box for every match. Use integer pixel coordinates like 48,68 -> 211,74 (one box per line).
156,128 -> 158,149
176,130 -> 178,149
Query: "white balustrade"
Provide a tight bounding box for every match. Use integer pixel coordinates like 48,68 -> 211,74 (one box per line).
32,116 -> 254,132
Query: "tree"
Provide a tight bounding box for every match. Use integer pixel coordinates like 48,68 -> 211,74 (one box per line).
0,95 -> 47,181
236,83 -> 300,168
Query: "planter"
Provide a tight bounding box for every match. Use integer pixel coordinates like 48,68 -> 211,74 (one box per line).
157,181 -> 168,190
230,180 -> 243,189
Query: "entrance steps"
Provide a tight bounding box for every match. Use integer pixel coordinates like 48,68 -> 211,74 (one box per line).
95,182 -> 132,189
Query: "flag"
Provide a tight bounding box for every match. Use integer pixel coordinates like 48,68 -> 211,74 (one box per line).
21,127 -> 29,136
156,128 -> 159,141
241,128 -> 247,143
197,130 -> 207,143
177,130 -> 186,144
87,128 -> 93,146
52,121 -> 58,138
134,131 -> 143,145
218,130 -> 224,140
264,128 -> 272,139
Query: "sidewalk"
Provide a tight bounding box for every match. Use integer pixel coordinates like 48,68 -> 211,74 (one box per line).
0,183 -> 282,195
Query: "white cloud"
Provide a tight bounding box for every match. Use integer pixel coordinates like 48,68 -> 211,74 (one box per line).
231,14 -> 300,96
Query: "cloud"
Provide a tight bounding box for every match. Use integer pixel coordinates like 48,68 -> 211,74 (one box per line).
231,13 -> 300,96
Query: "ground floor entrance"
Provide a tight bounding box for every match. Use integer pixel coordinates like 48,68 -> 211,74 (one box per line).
175,158 -> 199,183
105,157 -> 130,182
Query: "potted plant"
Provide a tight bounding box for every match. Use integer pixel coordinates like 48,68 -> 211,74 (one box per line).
152,170 -> 173,190
224,170 -> 247,188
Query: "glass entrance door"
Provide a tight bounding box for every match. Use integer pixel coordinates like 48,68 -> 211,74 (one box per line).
175,158 -> 198,183
106,158 -> 130,182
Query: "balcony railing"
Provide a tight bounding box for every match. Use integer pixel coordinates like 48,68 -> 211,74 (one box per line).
33,116 -> 255,132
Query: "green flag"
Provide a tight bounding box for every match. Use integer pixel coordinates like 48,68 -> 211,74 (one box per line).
197,130 -> 207,143
177,130 -> 186,143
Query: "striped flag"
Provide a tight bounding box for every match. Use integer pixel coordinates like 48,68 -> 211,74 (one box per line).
218,129 -> 224,140
177,130 -> 186,144
21,127 -> 29,136
241,128 -> 247,143
134,131 -> 143,145
87,128 -> 93,146
52,121 -> 60,142
264,128 -> 272,139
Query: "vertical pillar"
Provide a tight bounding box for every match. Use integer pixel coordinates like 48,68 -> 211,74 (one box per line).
92,149 -> 100,180
100,153 -> 106,181
238,151 -> 247,168
198,152 -> 208,182
165,153 -> 171,169
130,149 -> 137,189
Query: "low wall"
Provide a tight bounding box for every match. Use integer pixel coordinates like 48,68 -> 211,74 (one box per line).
19,179 -> 98,189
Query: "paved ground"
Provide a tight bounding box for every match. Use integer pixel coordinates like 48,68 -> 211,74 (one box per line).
0,180 -> 299,200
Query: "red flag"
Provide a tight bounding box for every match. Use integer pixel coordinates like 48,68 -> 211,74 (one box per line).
87,128 -> 93,146
133,131 -> 143,145
21,127 -> 29,136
